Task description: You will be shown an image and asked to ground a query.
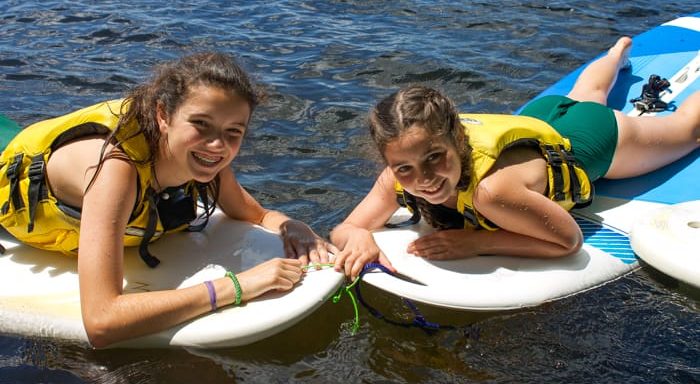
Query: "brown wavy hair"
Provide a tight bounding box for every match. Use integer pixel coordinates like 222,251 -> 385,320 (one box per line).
92,52 -> 266,204
369,86 -> 471,229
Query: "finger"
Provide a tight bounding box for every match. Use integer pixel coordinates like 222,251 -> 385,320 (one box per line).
275,275 -> 297,290
424,247 -> 448,260
351,258 -> 366,281
298,254 -> 310,266
344,252 -> 357,278
308,247 -> 320,266
280,257 -> 303,269
285,267 -> 304,283
407,241 -> 416,254
283,239 -> 296,259
277,262 -> 303,282
333,249 -> 347,272
326,242 -> 340,255
316,243 -> 329,265
377,251 -> 396,273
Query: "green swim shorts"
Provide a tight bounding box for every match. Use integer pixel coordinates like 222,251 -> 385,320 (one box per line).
518,95 -> 618,181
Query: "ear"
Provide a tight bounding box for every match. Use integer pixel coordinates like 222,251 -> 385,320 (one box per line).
156,102 -> 169,134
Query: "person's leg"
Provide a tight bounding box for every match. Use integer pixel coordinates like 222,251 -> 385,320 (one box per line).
605,91 -> 700,178
567,37 -> 632,104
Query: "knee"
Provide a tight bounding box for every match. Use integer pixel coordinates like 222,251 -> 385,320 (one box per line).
677,92 -> 700,139
678,92 -> 700,120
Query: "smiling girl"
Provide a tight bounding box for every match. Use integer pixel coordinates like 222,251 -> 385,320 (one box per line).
331,37 -> 700,279
0,52 -> 336,347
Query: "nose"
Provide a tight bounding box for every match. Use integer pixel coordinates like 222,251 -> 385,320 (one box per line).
418,165 -> 434,184
205,131 -> 225,149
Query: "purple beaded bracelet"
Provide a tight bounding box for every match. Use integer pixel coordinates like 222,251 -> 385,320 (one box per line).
203,280 -> 217,311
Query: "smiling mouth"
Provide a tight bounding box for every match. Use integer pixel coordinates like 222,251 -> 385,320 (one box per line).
420,179 -> 445,194
192,152 -> 223,167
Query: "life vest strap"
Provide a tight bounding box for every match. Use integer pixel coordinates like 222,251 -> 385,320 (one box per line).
561,150 -> 592,207
139,189 -> 161,268
461,207 -> 479,227
187,183 -> 213,232
2,153 -> 25,215
385,191 -> 421,228
543,145 -> 566,201
26,155 -> 48,233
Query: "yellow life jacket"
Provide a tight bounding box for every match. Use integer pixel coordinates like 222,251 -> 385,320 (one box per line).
0,100 -> 203,267
394,113 -> 593,230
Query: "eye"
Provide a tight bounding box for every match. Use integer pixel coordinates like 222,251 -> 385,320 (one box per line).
395,165 -> 412,175
226,126 -> 245,138
426,151 -> 443,163
191,119 -> 209,130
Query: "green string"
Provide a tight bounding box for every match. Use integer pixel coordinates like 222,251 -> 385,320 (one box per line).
301,263 -> 335,271
331,276 -> 361,334
301,263 -> 362,334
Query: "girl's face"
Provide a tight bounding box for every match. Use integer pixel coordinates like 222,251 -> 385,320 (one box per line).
384,124 -> 462,205
157,84 -> 251,186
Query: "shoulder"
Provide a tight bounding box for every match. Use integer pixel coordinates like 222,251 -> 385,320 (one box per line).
48,137 -> 137,206
475,147 -> 547,202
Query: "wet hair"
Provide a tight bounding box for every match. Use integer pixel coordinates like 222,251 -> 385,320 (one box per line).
369,85 -> 472,229
93,52 -> 265,203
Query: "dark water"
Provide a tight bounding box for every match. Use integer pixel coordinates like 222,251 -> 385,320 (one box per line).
1,1 -> 699,383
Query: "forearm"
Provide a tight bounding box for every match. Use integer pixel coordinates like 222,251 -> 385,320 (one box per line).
467,228 -> 582,258
83,276 -> 238,348
411,227 -> 582,260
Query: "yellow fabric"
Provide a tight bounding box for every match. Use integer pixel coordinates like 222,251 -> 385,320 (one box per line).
395,113 -> 592,229
0,100 -> 170,254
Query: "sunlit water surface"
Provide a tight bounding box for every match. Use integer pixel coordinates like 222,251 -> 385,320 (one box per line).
0,1 -> 698,383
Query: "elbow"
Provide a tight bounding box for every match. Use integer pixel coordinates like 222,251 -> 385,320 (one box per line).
83,315 -> 120,349
554,231 -> 583,257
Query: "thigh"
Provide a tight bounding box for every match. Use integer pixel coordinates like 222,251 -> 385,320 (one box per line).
606,111 -> 699,178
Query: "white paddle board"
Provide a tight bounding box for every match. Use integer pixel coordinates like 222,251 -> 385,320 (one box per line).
0,209 -> 344,348
630,201 -> 700,289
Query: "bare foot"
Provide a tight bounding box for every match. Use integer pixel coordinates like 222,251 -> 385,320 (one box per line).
609,36 -> 633,71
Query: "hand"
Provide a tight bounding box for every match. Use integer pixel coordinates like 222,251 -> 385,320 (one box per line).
235,258 -> 304,301
407,229 -> 475,260
279,219 -> 339,266
333,227 -> 395,280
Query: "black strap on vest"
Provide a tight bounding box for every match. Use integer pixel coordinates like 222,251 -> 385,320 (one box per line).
385,191 -> 421,228
2,153 -> 25,216
139,188 -> 161,268
138,183 -> 212,268
561,150 -> 592,207
187,183 -> 213,232
461,207 -> 479,227
26,155 -> 48,233
543,145 -> 565,201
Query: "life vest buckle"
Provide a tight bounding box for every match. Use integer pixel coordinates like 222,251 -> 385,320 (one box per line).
2,153 -> 25,215
5,154 -> 22,178
544,147 -> 563,164
26,155 -> 47,233
543,145 -> 566,201
461,207 -> 479,227
27,157 -> 45,180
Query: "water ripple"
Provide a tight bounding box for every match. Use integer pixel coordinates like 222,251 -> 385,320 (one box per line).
0,1 -> 698,382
